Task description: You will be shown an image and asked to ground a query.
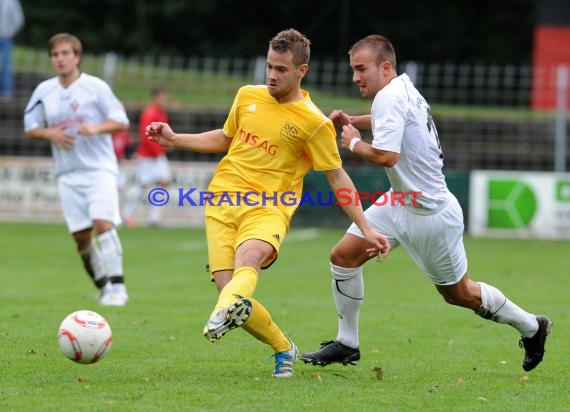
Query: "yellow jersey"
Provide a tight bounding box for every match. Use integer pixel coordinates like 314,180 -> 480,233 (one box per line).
207,85 -> 341,220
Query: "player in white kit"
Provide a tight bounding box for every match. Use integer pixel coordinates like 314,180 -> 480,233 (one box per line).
23,33 -> 129,306
300,35 -> 551,372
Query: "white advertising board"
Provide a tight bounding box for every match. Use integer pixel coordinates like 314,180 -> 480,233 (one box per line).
469,170 -> 570,239
0,157 -> 218,228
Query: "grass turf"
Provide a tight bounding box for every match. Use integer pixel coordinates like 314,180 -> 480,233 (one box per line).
0,222 -> 568,411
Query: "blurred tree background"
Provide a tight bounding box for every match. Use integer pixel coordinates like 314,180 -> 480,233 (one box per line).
19,0 -> 536,63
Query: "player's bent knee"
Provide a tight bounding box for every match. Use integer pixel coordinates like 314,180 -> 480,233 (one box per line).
330,248 -> 359,268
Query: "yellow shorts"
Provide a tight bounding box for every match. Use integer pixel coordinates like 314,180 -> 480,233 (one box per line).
205,202 -> 289,276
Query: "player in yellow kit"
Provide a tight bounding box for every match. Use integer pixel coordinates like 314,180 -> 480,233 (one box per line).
146,28 -> 390,378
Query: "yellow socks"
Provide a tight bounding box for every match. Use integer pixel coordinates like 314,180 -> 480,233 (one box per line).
214,266 -> 258,311
212,266 -> 290,352
243,297 -> 291,353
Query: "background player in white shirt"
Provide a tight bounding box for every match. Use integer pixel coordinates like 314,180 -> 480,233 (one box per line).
23,33 -> 129,306
300,34 -> 551,372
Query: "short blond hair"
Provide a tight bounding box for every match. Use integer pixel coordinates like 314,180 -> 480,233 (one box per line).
269,28 -> 311,67
48,33 -> 83,58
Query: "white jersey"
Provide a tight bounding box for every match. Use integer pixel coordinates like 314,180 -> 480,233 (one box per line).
24,73 -> 129,177
370,73 -> 450,209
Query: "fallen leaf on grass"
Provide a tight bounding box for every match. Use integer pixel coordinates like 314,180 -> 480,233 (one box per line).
372,366 -> 383,380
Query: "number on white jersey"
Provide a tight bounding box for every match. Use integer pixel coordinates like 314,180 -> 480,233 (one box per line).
426,107 -> 444,160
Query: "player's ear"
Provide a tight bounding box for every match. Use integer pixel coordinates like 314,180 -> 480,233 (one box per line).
381,60 -> 393,73
297,63 -> 309,78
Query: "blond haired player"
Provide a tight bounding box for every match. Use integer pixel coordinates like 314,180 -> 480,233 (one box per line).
24,33 -> 129,306
146,28 -> 390,378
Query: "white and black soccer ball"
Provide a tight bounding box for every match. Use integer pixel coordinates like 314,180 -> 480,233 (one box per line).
58,310 -> 112,364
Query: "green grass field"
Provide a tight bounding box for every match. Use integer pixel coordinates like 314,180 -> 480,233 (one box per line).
1,222 -> 568,411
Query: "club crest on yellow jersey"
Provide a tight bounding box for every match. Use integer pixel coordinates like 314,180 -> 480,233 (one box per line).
280,121 -> 301,142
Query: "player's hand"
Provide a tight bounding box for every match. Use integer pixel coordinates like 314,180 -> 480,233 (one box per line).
49,125 -> 74,150
77,123 -> 99,136
329,110 -> 351,126
340,124 -> 361,150
146,122 -> 176,150
362,228 -> 391,259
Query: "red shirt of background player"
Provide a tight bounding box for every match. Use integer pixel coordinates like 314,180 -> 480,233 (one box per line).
137,103 -> 168,158
112,129 -> 133,161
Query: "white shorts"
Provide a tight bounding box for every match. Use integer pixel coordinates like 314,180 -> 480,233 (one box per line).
57,169 -> 122,233
347,194 -> 467,285
136,155 -> 172,186
117,168 -> 127,191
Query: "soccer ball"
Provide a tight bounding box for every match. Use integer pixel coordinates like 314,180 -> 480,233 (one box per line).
58,310 -> 112,364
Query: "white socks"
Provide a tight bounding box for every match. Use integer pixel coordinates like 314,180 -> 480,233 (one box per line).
331,263 -> 364,349
478,282 -> 538,338
96,229 -> 124,279
79,242 -> 106,285
330,265 -> 540,348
